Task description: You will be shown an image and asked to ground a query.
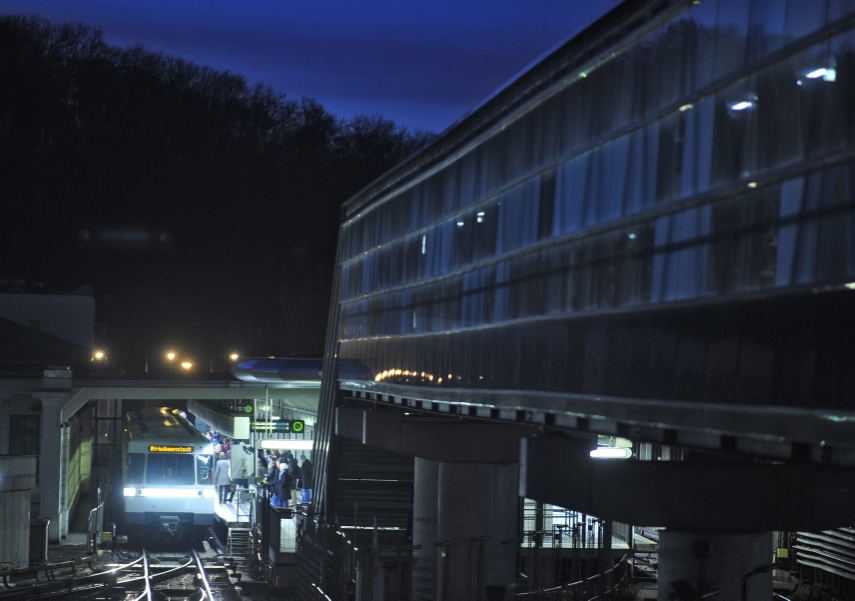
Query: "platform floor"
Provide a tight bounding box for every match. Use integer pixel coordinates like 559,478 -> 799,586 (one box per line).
213,496 -> 254,525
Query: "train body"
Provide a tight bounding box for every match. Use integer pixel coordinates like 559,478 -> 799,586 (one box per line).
122,407 -> 216,538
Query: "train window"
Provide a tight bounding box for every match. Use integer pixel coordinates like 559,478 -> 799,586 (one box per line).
196,454 -> 213,484
126,453 -> 145,484
146,454 -> 194,484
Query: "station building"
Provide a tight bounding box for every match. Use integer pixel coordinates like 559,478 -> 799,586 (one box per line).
306,0 -> 855,598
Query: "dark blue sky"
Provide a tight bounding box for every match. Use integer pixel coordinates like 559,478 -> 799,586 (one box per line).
2,0 -> 621,132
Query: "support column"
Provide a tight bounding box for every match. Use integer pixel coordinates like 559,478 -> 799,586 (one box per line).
412,458 -> 439,601
658,530 -> 774,601
36,396 -> 65,542
436,462 -> 518,600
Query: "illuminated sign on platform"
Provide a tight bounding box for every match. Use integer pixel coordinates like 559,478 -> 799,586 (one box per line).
251,420 -> 305,433
149,445 -> 193,453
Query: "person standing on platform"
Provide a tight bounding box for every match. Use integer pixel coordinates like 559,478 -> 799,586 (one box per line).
299,454 -> 313,503
214,451 -> 232,504
227,443 -> 251,501
276,458 -> 291,507
287,455 -> 302,508
265,457 -> 280,506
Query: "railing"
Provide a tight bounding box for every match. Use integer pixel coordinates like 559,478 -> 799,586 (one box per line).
86,502 -> 105,554
515,555 -> 630,601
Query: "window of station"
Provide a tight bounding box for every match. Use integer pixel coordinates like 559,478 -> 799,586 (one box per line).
9,415 -> 39,474
146,454 -> 195,484
94,399 -> 122,467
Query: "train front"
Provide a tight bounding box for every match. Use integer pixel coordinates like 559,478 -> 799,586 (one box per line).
123,416 -> 216,541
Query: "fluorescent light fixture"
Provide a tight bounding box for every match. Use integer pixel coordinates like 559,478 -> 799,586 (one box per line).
806,68 -> 826,79
730,101 -> 753,111
590,447 -> 632,459
138,488 -> 207,498
123,487 -> 137,496
260,439 -> 314,450
457,221 -> 465,227
806,67 -> 835,80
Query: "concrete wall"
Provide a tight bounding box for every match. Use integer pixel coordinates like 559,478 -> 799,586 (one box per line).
0,455 -> 37,567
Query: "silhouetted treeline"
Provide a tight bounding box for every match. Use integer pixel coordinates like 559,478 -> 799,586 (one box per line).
0,14 -> 433,366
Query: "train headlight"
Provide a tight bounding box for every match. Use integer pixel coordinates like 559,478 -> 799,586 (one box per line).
201,489 -> 217,498
123,487 -> 138,496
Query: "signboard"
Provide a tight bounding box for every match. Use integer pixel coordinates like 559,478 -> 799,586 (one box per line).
251,420 -> 305,433
149,445 -> 193,453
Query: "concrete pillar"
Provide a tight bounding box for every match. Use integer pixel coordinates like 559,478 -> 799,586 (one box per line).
658,530 -> 774,601
436,462 -> 518,600
412,458 -> 439,601
0,456 -> 38,567
37,396 -> 65,542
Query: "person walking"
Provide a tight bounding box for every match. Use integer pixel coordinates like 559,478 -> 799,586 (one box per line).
214,451 -> 232,504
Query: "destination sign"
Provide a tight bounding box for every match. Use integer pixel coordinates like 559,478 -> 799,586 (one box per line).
149,445 -> 193,453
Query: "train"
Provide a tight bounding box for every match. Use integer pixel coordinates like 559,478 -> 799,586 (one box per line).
122,406 -> 216,541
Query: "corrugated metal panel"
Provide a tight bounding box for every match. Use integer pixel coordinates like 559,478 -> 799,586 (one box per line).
795,528 -> 855,583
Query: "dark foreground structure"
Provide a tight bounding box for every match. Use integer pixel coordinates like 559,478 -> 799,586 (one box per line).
302,0 -> 855,598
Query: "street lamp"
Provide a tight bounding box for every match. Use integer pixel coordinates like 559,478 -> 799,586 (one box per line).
92,350 -> 107,361
166,351 -> 176,361
181,361 -> 193,370
230,353 -> 239,361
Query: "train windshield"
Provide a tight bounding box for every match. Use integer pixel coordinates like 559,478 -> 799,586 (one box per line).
146,454 -> 195,484
127,453 -> 145,484
196,454 -> 213,484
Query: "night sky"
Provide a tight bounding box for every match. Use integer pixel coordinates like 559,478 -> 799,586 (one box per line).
2,0 -> 621,132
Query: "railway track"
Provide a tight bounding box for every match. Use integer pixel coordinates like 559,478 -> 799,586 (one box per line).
0,546 -> 250,601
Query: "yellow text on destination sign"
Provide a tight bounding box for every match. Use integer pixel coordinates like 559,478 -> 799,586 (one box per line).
149,445 -> 193,453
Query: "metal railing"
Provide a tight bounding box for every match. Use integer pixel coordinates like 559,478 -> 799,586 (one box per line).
515,555 -> 631,600
86,502 -> 105,554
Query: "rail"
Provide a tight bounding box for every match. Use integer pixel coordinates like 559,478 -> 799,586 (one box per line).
131,551 -> 152,601
192,549 -> 216,601
515,554 -> 631,600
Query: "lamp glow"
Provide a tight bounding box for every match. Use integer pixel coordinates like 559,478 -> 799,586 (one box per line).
181,362 -> 193,370
166,352 -> 176,361
730,101 -> 753,111
123,487 -> 138,496
590,447 -> 632,459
